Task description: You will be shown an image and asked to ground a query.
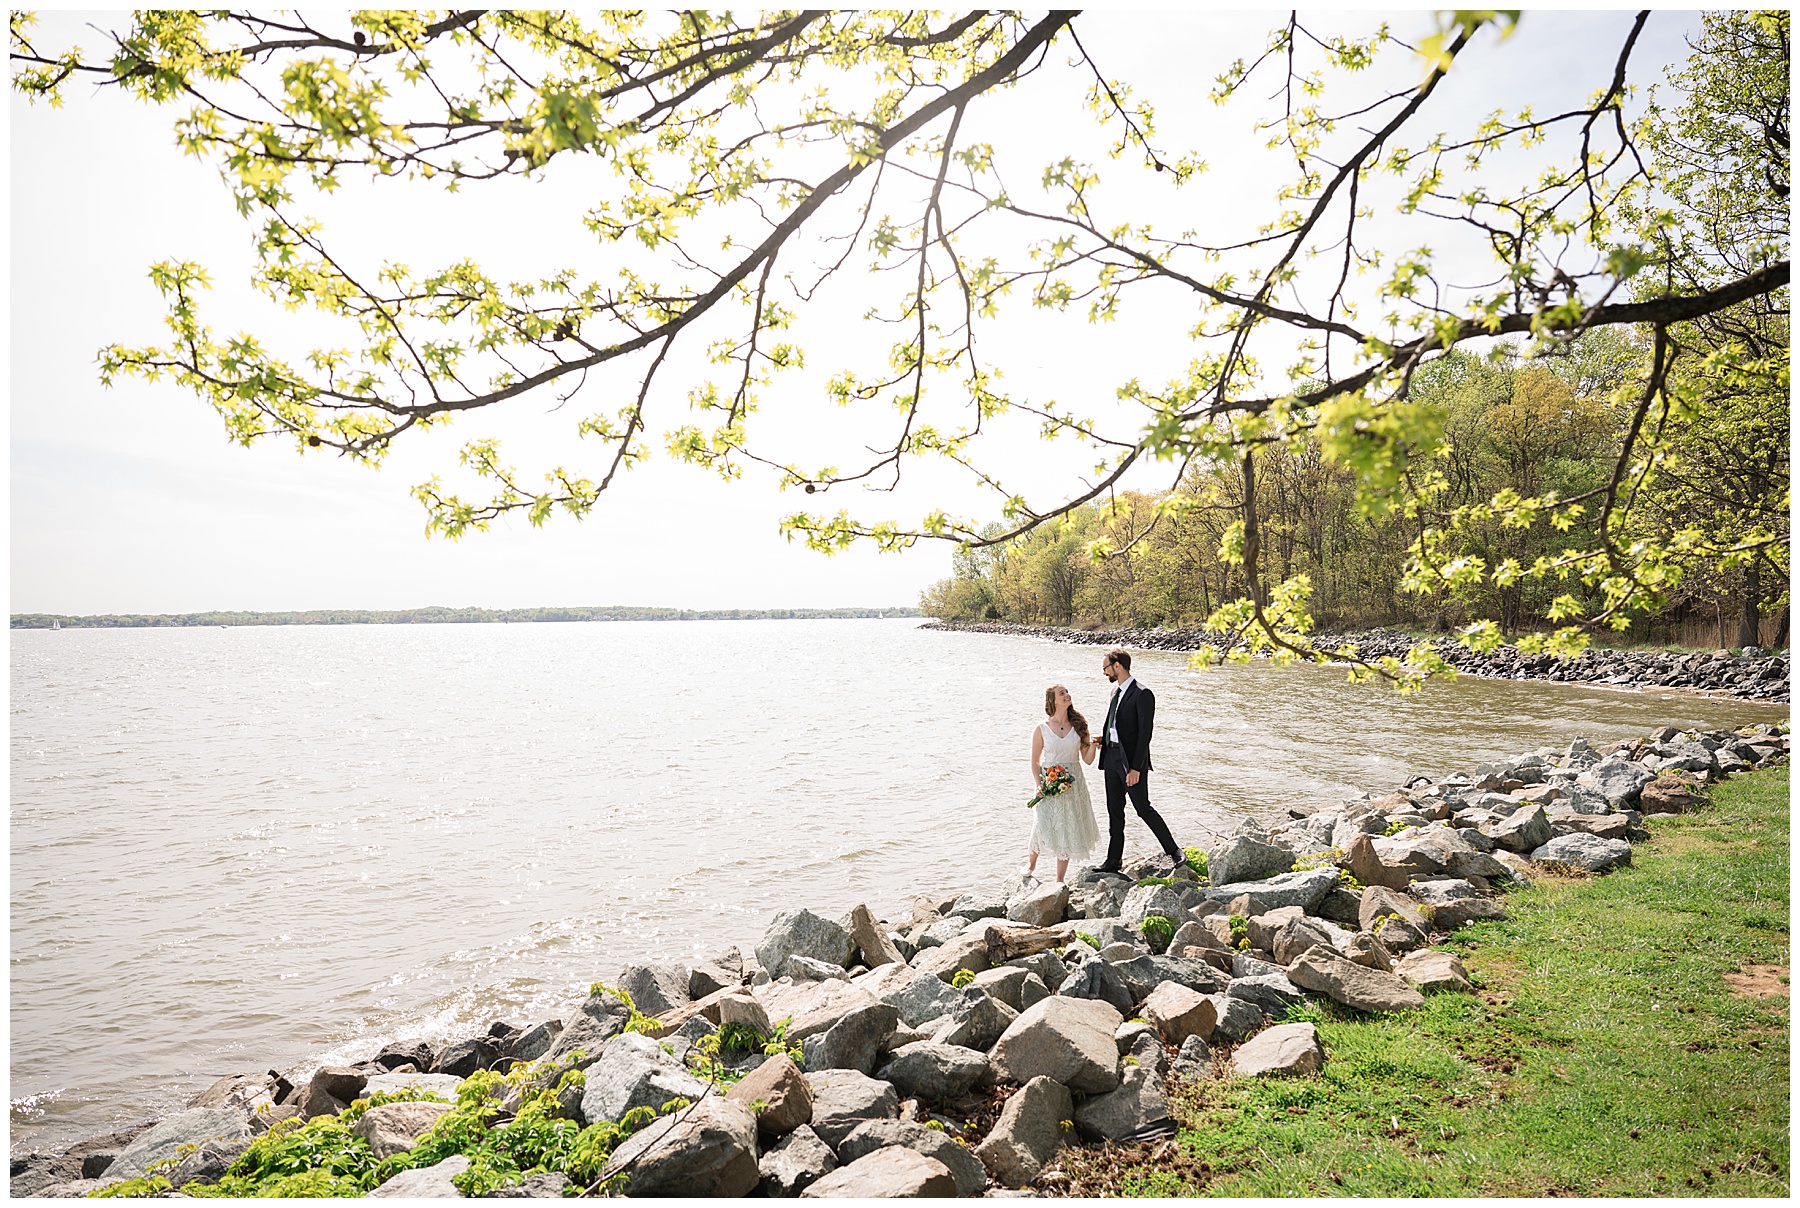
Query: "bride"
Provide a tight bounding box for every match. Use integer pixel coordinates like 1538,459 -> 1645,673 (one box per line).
1025,684 -> 1103,882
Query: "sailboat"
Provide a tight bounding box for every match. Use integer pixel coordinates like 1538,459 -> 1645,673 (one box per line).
51,620 -> 61,631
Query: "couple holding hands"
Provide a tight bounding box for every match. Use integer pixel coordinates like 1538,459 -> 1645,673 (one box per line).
1024,648 -> 1185,882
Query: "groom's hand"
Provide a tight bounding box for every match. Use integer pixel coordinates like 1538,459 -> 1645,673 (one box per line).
1125,769 -> 1140,787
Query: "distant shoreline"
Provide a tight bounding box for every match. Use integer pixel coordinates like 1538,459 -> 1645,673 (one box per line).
11,606 -> 921,630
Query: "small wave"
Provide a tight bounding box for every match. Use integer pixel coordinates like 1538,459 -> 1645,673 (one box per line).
11,1088 -> 63,1120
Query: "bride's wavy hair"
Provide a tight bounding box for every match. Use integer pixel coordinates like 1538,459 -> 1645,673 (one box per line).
1044,685 -> 1090,745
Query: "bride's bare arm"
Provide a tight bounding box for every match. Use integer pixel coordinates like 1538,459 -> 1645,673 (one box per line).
1080,735 -> 1098,765
1030,726 -> 1045,787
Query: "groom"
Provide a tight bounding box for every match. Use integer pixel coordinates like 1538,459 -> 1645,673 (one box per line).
1096,649 -> 1184,874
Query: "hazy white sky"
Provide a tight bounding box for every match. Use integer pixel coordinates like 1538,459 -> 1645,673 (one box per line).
9,9 -> 1697,615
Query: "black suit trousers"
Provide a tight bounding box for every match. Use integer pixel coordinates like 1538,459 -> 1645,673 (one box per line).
1102,756 -> 1180,867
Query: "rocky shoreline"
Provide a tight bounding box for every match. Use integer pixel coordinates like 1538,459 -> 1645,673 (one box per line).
919,621 -> 1791,703
12,721 -> 1790,1199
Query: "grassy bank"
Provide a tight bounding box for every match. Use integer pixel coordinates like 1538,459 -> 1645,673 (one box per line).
1061,764 -> 1791,1198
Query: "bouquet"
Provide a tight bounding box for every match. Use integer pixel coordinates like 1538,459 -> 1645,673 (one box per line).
1027,765 -> 1074,808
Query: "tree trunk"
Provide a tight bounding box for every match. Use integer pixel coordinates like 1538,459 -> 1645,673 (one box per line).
1736,562 -> 1762,648
1771,603 -> 1789,651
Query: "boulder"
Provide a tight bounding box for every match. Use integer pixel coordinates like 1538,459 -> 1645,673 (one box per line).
1550,812 -> 1631,840
1072,1065 -> 1175,1143
757,910 -> 858,980
1200,867 -> 1340,914
949,890 -> 1009,922
874,967 -> 965,1028
1529,832 -> 1633,872
352,1101 -> 457,1160
160,1136 -> 253,1189
1394,949 -> 1474,993
801,1003 -> 901,1075
1206,834 -> 1296,886
932,990 -> 1017,1052
876,1042 -> 989,1100
725,1052 -> 813,1138
1137,982 -> 1217,1044
1169,919 -> 1228,953
756,979 -> 876,1044
187,1072 -> 277,1112
848,904 -> 906,969
1006,881 -> 1070,927
989,995 -> 1122,1093
786,955 -> 851,982
1056,956 -> 1135,1015
1004,950 -> 1068,992
485,1173 -> 570,1198
1358,885 -> 1428,933
689,961 -> 740,1000
1119,883 -> 1191,929
601,1096 -> 761,1197
716,988 -> 774,1036
1372,915 -> 1427,954
1577,757 -> 1655,807
508,1020 -> 563,1064
1344,833 -> 1410,891
970,967 -> 1031,1011
1406,878 -> 1479,907
1272,917 -> 1340,965
1205,994 -> 1267,1042
1231,951 -> 1285,980
1639,772 -> 1701,815
836,1120 -> 987,1196
914,915 -> 971,950
758,1125 -> 836,1197
105,1109 -> 253,1182
987,1081 -> 1082,1194
1109,953 -> 1228,1003
1482,804 -> 1554,853
543,985 -> 634,1066
1169,1034 -> 1214,1081
369,1154 -> 469,1198
579,1033 -> 710,1125
430,1040 -> 497,1080
911,935 -> 990,983
1244,905 -> 1306,951
1430,897 -> 1508,931
1341,931 -> 1394,971
618,963 -> 691,1016
1224,973 -> 1305,1018
1285,951 -> 1424,1013
373,1040 -> 436,1072
799,1147 -> 956,1198
1231,1022 -> 1325,1077
1122,1028 -> 1168,1075
805,1069 -> 901,1149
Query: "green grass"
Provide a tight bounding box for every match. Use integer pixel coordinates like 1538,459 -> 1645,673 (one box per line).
1114,765 -> 1791,1198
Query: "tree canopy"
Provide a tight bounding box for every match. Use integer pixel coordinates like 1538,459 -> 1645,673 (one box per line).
11,9 -> 1789,687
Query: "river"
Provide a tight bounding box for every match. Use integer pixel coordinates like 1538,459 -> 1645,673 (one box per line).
10,618 -> 1786,1151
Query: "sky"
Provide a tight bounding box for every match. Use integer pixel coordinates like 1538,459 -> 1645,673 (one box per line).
8,8 -> 1701,615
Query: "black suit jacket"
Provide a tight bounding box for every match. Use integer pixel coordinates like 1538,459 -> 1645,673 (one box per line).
1099,681 -> 1155,774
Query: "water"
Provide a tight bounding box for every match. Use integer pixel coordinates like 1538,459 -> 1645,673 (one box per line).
10,618 -> 1785,1151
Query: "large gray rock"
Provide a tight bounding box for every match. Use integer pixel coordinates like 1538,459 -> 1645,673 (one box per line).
757,978 -> 877,1044
1529,832 -> 1633,872
874,966 -> 965,1027
1109,953 -> 1228,1004
915,915 -> 971,950
1072,1064 -> 1175,1142
618,963 -> 691,1016
805,1069 -> 901,1149
969,967 -> 1031,1011
1169,1034 -> 1214,1081
1578,757 -> 1655,807
1137,981 -> 1217,1044
1204,994 -> 1267,1042
949,890 -> 1009,922
910,935 -> 990,983
1285,951 -> 1425,1013
1119,882 -> 1191,929
509,1019 -> 563,1063
1394,949 -> 1474,993
837,1120 -> 987,1196
1006,880 -> 1070,927
162,1137 -> 254,1189
1482,804 -> 1554,853
973,1075 -> 1072,1188
1225,973 -> 1305,1018
601,1096 -> 761,1197
1358,885 -> 1428,933
1341,930 -> 1394,971
932,990 -> 1017,1051
1272,917 -> 1340,965
759,1125 -> 837,1197
1230,1022 -> 1325,1077
802,1003 -> 901,1075
352,1100 -> 457,1160
1206,834 -> 1296,886
848,903 -> 906,969
786,955 -> 851,983
758,910 -> 858,979
1057,956 -> 1135,1015
580,1032 -> 710,1125
1005,950 -> 1068,992
105,1109 -> 252,1182
725,1052 -> 813,1138
368,1154 -> 469,1197
485,1173 -> 571,1198
543,985 -> 634,1067
876,1042 -> 989,1100
799,1147 -> 956,1198
1200,867 -> 1340,914
990,995 -> 1123,1093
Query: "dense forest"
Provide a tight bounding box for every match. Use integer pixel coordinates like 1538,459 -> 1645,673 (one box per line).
922,330 -> 1789,650
11,606 -> 918,629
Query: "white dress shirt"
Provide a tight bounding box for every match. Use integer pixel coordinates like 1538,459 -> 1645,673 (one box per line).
1106,676 -> 1136,744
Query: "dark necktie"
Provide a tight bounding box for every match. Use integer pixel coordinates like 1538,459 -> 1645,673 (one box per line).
1104,686 -> 1121,742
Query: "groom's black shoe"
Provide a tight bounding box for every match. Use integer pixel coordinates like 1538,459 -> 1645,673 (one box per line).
1095,861 -> 1123,874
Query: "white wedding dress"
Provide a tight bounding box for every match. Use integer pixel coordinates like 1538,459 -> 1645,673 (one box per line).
1028,723 -> 1102,860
